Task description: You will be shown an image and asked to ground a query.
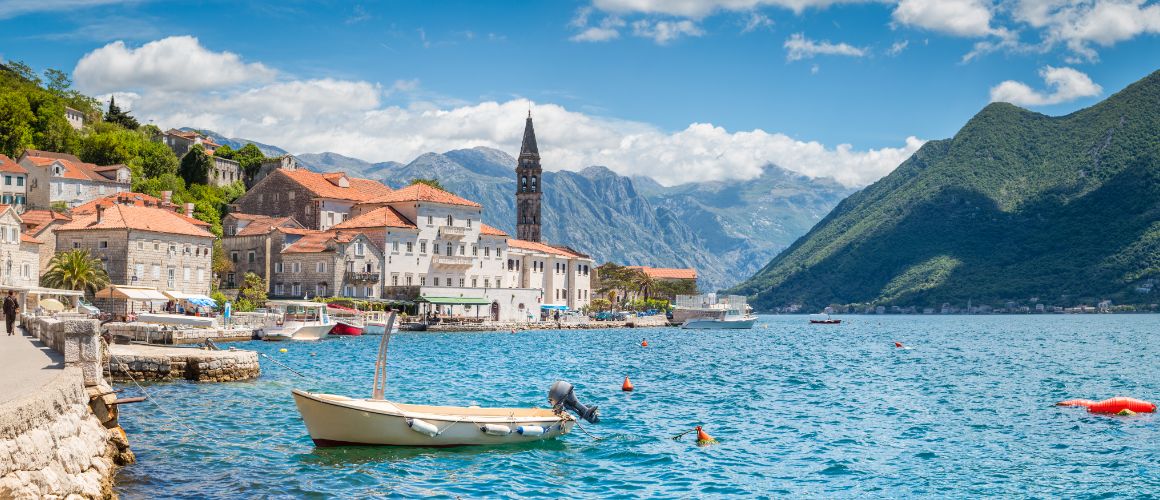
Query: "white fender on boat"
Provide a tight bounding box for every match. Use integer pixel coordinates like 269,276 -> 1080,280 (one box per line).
480,424 -> 512,436
516,425 -> 545,436
406,418 -> 439,437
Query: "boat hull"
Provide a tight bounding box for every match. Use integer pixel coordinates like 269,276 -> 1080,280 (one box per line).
680,317 -> 757,329
291,389 -> 573,447
330,322 -> 364,336
363,322 -> 400,335
810,319 -> 842,324
262,323 -> 331,341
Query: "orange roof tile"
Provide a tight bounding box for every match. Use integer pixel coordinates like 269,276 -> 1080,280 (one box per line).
282,230 -> 377,253
364,183 -> 481,208
19,209 -> 71,234
20,233 -> 41,244
72,193 -> 211,227
508,239 -> 583,258
626,266 -> 698,280
332,206 -> 416,230
277,226 -> 319,236
21,150 -> 127,184
278,169 -> 392,202
56,204 -> 215,238
479,223 -> 508,237
235,216 -> 299,236
0,154 -> 27,174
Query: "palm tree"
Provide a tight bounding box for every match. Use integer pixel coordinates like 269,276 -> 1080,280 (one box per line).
42,250 -> 110,295
631,270 -> 655,302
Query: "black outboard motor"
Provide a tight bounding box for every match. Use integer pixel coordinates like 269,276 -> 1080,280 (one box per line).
548,380 -> 599,423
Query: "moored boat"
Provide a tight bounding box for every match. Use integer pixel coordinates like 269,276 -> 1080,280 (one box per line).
292,313 -> 600,447
680,295 -> 757,329
261,301 -> 333,341
809,313 -> 842,324
363,310 -> 400,335
329,321 -> 365,336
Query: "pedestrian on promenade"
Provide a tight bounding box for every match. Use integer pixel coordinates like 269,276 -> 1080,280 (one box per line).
3,290 -> 19,336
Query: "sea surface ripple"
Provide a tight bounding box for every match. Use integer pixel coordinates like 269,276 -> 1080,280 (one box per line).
114,315 -> 1160,498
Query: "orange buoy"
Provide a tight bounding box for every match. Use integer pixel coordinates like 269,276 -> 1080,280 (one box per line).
695,425 -> 717,446
641,339 -> 649,347
1055,399 -> 1097,408
1087,397 -> 1156,414
622,376 -> 634,392
894,342 -> 903,348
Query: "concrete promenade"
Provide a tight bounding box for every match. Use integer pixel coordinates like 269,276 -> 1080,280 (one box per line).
0,326 -> 64,405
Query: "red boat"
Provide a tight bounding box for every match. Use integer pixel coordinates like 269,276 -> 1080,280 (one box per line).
329,321 -> 364,336
327,303 -> 365,335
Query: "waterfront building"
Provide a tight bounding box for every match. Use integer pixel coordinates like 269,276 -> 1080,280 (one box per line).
19,209 -> 70,273
64,106 -> 85,130
515,112 -> 542,242
221,213 -> 311,290
0,154 -> 29,208
54,203 -> 215,315
0,205 -> 42,289
333,182 -> 593,321
17,150 -> 131,209
229,169 -> 392,230
275,230 -> 384,299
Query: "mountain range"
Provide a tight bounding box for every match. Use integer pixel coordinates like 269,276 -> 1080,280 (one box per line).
729,69 -> 1160,311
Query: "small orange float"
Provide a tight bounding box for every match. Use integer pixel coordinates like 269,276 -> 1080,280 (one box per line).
622,376 -> 634,392
894,342 -> 903,348
695,426 -> 717,446
1086,397 -> 1155,414
641,339 -> 648,347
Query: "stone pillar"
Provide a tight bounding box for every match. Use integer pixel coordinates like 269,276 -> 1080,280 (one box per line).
59,319 -> 104,387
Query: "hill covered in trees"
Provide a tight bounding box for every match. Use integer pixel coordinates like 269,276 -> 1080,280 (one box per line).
729,69 -> 1160,312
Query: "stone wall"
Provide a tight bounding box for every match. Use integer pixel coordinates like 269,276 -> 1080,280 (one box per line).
107,344 -> 260,382
22,315 -> 105,387
104,322 -> 256,345
230,170 -> 317,228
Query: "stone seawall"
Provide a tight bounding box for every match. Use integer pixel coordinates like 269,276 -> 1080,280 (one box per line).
107,344 -> 260,382
104,322 -> 255,345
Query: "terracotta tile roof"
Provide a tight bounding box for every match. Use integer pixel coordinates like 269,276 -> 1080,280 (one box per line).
364,183 -> 481,208
19,209 -> 71,234
0,204 -> 10,217
72,193 -> 211,227
235,216 -> 298,236
627,266 -> 698,280
282,230 -> 378,254
227,213 -> 270,222
278,169 -> 392,202
21,150 -> 127,183
56,204 -> 215,238
0,154 -> 27,174
20,233 -> 41,244
508,238 -> 584,258
479,223 -> 508,237
277,227 -> 319,236
332,206 -> 416,230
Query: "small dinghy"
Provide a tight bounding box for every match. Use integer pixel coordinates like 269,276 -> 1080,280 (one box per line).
292,313 -> 599,447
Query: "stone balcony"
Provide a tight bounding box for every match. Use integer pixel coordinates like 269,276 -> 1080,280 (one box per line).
344,271 -> 381,283
432,255 -> 474,269
439,225 -> 468,239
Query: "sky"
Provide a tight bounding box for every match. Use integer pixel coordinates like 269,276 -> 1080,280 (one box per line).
0,0 -> 1158,187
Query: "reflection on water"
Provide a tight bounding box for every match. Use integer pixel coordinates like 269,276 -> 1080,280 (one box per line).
116,315 -> 1160,497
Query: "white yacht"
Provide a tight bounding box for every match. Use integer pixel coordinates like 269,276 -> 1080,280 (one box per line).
261,301 -> 333,341
679,295 -> 757,329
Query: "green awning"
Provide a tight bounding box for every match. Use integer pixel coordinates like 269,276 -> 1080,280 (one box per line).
417,296 -> 492,306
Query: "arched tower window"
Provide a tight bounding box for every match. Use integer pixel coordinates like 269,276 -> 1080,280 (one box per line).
531,176 -> 538,193
521,176 -> 527,192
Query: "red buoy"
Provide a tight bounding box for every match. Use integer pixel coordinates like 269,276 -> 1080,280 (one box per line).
695,426 -> 717,446
894,342 -> 903,348
1087,397 -> 1156,414
1055,399 -> 1097,408
641,339 -> 649,347
622,376 -> 634,392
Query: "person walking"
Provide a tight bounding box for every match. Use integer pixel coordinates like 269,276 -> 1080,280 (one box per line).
3,290 -> 20,336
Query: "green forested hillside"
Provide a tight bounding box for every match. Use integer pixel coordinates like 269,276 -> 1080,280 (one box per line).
729,69 -> 1160,311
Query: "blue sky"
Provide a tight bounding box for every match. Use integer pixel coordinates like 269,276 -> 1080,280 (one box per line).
1,0 -> 1158,186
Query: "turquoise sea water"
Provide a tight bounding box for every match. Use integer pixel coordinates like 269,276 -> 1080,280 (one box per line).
114,315 -> 1159,498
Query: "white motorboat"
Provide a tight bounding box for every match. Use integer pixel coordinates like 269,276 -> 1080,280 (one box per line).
362,310 -> 400,335
261,301 -> 333,341
292,313 -> 600,447
680,295 -> 757,329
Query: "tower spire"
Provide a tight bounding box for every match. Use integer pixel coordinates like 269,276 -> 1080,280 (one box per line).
515,113 -> 543,242
519,113 -> 539,160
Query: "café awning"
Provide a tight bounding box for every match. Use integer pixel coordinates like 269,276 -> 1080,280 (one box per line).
416,296 -> 492,306
162,291 -> 217,308
94,285 -> 168,301
540,304 -> 569,311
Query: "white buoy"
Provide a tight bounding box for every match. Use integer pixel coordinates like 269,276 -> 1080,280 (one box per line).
406,418 -> 439,437
516,425 -> 545,436
480,424 -> 512,436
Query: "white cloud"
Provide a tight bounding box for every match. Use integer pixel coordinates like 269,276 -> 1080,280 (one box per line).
741,11 -> 776,32
784,33 -> 867,61
1010,0 -> 1160,61
78,38 -> 921,188
887,39 -> 909,55
569,10 -> 627,42
988,65 -> 1102,106
630,19 -> 705,43
891,0 -> 1000,37
591,0 -> 877,17
73,36 -> 274,94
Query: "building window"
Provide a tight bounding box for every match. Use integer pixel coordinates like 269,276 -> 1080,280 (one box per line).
497,248 -> 502,258
392,241 -> 399,252
21,264 -> 29,279
317,261 -> 327,273
355,242 -> 364,256
427,215 -> 433,225
275,283 -> 284,295
467,218 -> 472,229
405,275 -> 412,286
292,262 -> 301,273
99,241 -> 108,248
365,286 -> 373,297
248,251 -> 256,263
471,278 -> 478,288
231,252 -> 238,263
15,177 -> 22,187
446,215 -> 453,226
433,243 -> 440,255
275,262 -> 283,273
167,268 -> 175,288
135,264 -> 144,279
458,245 -> 465,256
406,242 -> 413,253
458,278 -> 465,287
293,283 -> 301,296
3,175 -> 10,185
445,243 -> 452,255
419,275 -> 426,285
484,278 -> 490,288
484,247 -> 490,257
392,275 -> 399,286
152,265 -> 160,279
433,277 -> 440,286
419,241 -> 427,254
472,246 -> 478,256
288,191 -> 295,200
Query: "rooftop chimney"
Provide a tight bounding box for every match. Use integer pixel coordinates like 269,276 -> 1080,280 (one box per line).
161,191 -> 172,205
95,204 -> 105,223
184,202 -> 195,218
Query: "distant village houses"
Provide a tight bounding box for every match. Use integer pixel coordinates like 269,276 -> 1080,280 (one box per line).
17,150 -> 131,209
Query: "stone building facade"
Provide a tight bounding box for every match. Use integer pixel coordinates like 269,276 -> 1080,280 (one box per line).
0,154 -> 29,208
0,206 -> 42,289
55,204 -> 214,314
19,209 -> 70,274
211,156 -> 242,187
221,213 -> 309,290
251,155 -> 300,187
515,113 -> 543,242
229,169 -> 392,231
274,231 -> 383,299
18,150 -> 130,209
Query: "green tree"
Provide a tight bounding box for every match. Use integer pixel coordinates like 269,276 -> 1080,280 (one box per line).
410,178 -> 445,190
214,144 -> 235,159
233,143 -> 265,180
630,269 -> 656,301
0,93 -> 35,156
103,96 -> 140,129
138,140 -> 178,178
5,60 -> 40,85
43,69 -> 72,97
178,144 -> 212,185
42,249 -> 111,295
236,272 -> 268,311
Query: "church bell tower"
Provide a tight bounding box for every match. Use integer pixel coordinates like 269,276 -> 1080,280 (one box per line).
515,112 -> 542,242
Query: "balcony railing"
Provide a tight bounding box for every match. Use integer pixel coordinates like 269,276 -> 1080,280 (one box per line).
432,255 -> 474,268
344,271 -> 381,283
439,225 -> 468,239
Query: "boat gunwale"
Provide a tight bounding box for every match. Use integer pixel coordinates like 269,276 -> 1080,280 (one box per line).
292,389 -> 573,424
